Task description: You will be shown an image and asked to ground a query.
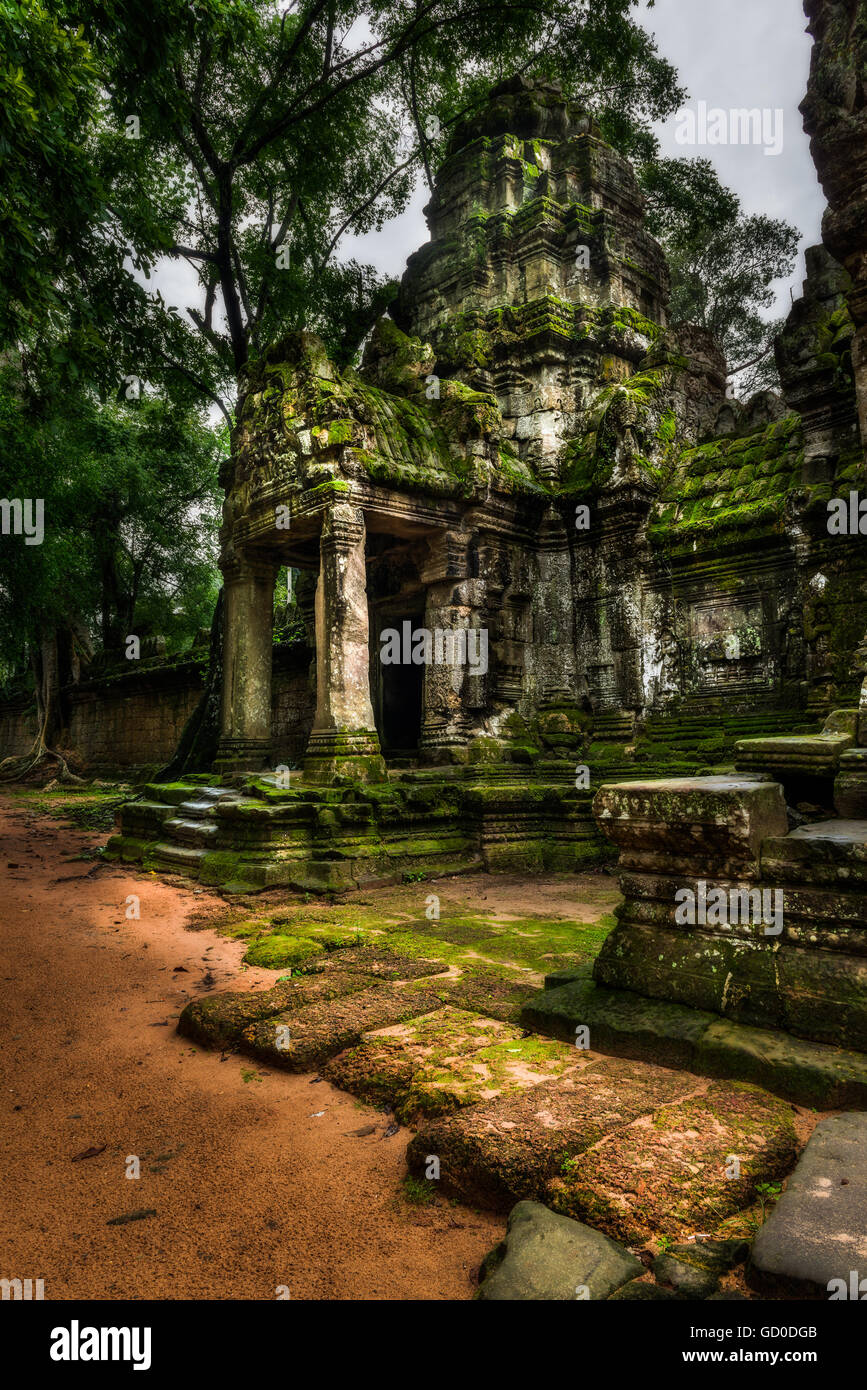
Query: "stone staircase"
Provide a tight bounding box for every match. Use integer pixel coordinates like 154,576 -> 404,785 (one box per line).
151,786 -> 243,876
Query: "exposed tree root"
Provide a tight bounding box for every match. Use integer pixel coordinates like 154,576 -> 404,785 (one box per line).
0,718 -> 85,786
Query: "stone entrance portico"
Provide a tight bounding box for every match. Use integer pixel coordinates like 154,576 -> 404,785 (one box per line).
215,500 -> 388,782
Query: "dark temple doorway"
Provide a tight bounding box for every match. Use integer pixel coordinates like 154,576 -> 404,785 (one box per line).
374,612 -> 424,753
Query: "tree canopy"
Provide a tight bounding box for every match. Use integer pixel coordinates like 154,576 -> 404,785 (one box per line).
0,361 -> 222,700
641,157 -> 800,393
16,0 -> 683,417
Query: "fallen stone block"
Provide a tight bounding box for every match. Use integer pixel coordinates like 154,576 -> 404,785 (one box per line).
651,1239 -> 747,1299
475,1200 -> 643,1301
608,1279 -> 686,1301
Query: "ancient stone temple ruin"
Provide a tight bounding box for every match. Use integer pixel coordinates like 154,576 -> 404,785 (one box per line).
93,5 -> 867,1302
115,75 -> 866,887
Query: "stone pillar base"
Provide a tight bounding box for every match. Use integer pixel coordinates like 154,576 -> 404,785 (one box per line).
301,729 -> 387,784
213,736 -> 273,777
835,748 -> 867,817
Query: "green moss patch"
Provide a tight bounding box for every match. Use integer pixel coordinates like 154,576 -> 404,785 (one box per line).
242,934 -> 326,969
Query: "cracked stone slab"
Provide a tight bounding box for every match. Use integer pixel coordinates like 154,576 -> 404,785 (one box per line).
750,1112 -> 867,1296
406,1054 -> 696,1210
476,1200 -> 643,1301
239,982 -> 447,1072
545,1080 -> 797,1245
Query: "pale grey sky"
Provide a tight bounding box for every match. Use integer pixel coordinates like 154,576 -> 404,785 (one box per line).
152,0 -> 826,356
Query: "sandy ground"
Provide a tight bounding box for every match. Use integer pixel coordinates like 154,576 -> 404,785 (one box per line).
0,798 -> 504,1300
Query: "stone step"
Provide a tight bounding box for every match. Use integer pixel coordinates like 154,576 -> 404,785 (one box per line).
164,816 -> 220,845
749,1113 -> 867,1296
522,977 -> 867,1109
150,842 -> 207,874
406,1055 -> 696,1211
176,799 -> 223,820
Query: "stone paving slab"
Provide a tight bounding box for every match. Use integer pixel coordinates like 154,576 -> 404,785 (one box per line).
177,947 -> 448,1048
544,1080 -> 797,1245
404,1034 -> 582,1126
239,982 -> 448,1072
406,1055 -> 696,1210
749,1112 -> 867,1296
406,966 -> 541,1024
322,1007 -> 520,1106
323,1006 -> 580,1124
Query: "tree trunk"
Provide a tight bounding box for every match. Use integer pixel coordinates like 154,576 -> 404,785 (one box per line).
156,587 -> 225,780
0,623 -> 83,782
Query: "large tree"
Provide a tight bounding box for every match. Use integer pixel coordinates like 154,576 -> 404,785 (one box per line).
640,157 -> 800,395
0,362 -> 222,778
52,0 -> 684,419
0,0 -> 104,344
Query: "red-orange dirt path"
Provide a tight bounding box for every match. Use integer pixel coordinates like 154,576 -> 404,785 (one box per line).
0,799 -> 503,1300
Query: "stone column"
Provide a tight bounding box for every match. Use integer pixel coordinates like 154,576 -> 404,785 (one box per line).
215,553 -> 279,775
419,579 -> 477,759
301,503 -> 387,783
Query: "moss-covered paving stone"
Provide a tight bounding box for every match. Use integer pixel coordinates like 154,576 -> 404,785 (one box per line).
239,982 -> 447,1072
177,948 -> 448,1049
544,1080 -> 798,1246
406,1055 -> 696,1211
322,1006 -> 508,1108
401,1032 -> 582,1126
409,963 -> 541,1023
322,1006 -> 579,1123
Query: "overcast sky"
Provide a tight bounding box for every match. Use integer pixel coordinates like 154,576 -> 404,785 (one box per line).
153,0 -> 826,347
